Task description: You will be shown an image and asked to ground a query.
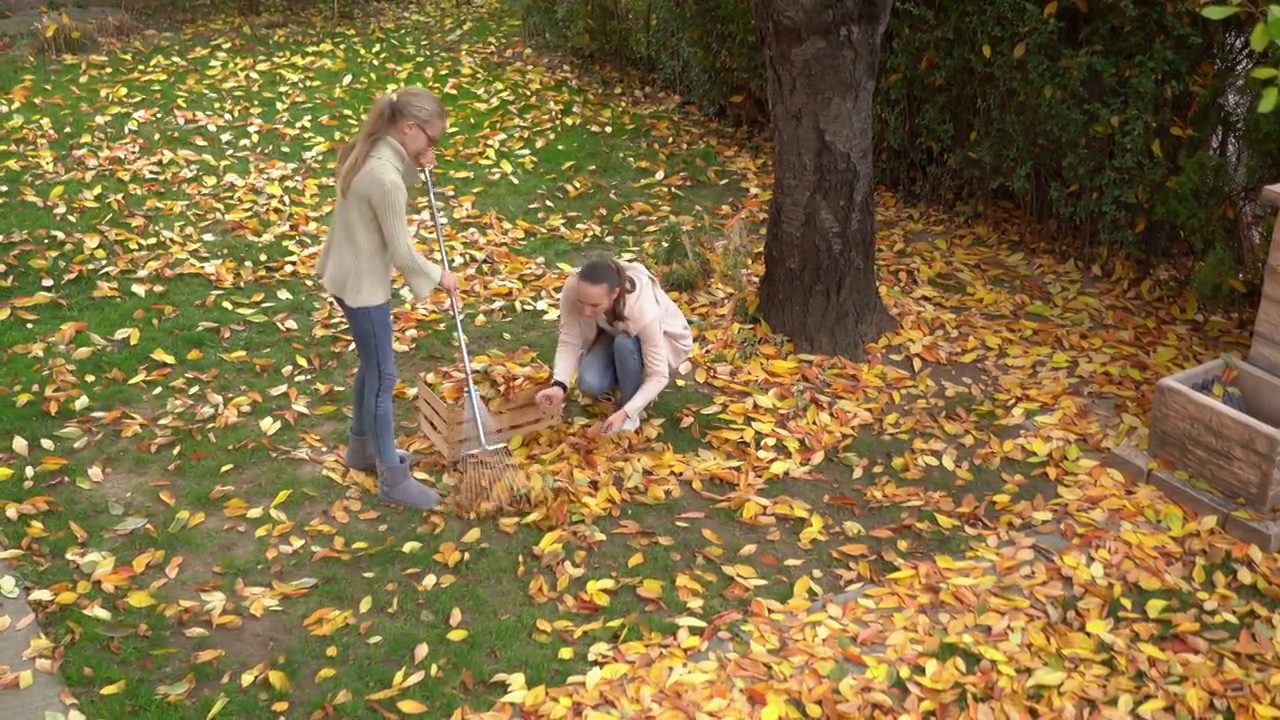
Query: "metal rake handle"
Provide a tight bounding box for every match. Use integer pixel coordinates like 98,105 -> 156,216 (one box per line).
420,167 -> 492,449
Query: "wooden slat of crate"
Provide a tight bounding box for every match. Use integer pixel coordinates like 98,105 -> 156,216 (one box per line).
416,378 -> 460,460
1225,514 -> 1280,552
1148,359 -> 1280,508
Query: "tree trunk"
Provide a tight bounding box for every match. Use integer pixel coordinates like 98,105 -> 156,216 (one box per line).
751,0 -> 896,359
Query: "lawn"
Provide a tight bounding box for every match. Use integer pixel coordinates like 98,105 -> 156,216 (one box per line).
3,1 -> 1280,718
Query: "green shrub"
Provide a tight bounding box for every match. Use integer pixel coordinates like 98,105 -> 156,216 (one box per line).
510,0 -> 1280,298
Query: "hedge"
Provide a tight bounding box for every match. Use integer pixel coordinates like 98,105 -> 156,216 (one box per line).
511,0 -> 1280,301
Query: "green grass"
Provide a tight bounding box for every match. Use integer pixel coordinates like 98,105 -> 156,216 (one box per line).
0,2 -> 1082,717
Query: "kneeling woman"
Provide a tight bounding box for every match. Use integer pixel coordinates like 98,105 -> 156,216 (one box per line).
536,257 -> 693,434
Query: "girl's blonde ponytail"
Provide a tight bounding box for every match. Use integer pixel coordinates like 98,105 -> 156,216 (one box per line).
336,95 -> 396,198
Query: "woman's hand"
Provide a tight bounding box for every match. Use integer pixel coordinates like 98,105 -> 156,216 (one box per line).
416,148 -> 436,169
535,385 -> 565,408
596,410 -> 630,435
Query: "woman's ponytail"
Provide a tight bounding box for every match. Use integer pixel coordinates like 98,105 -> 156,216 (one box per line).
606,259 -> 636,324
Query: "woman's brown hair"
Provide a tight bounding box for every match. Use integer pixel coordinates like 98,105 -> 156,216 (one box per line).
578,257 -> 637,325
335,86 -> 447,197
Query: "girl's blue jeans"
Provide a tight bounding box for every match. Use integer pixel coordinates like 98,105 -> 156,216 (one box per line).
337,298 -> 399,466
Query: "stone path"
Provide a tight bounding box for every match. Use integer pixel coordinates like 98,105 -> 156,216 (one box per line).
0,573 -> 82,720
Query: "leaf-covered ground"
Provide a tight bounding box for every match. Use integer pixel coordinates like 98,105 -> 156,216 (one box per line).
2,3 -> 1279,719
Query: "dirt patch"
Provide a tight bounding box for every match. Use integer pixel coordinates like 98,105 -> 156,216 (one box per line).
926,360 -> 992,395
146,516 -> 291,704
97,466 -> 165,506
156,524 -> 262,600
153,602 -> 296,707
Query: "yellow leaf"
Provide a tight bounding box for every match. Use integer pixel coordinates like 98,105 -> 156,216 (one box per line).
206,694 -> 230,718
460,527 -> 481,544
1253,703 -> 1280,718
1137,642 -> 1167,660
126,590 -> 156,608
1144,598 -> 1168,618
701,528 -> 723,545
267,669 -> 291,693
18,669 -> 33,689
449,607 -> 462,628
359,595 -> 372,614
627,552 -> 644,568
12,436 -> 29,458
1136,697 -> 1167,713
397,699 -> 429,715
150,348 -> 177,365
558,646 -> 574,660
982,44 -> 992,59
49,185 -> 65,200
1026,667 -> 1066,688
100,679 -> 127,695
446,629 -> 469,642
1043,0 -> 1058,16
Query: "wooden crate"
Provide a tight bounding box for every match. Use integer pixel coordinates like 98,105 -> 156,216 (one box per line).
415,379 -> 561,463
1106,444 -> 1280,551
1148,357 -> 1280,511
1248,183 -> 1280,376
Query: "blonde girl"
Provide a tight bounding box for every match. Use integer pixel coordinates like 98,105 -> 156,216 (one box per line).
317,86 -> 456,510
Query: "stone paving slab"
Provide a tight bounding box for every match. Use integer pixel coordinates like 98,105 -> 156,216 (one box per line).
0,575 -> 81,720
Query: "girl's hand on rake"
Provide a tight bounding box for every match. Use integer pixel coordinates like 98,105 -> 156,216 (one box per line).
438,270 -> 457,293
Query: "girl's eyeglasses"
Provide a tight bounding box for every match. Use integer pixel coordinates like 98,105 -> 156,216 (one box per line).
413,122 -> 439,148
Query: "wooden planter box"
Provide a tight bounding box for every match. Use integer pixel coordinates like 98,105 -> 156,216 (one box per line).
1148,357 -> 1280,511
1127,184 -> 1280,550
415,379 -> 561,463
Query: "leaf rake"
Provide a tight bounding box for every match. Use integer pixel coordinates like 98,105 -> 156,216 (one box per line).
421,168 -> 527,514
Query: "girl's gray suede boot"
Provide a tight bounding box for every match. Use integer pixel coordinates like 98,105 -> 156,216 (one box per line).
345,432 -> 412,471
376,457 -> 441,510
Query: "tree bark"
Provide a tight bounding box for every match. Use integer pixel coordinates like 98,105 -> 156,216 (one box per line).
751,0 -> 896,359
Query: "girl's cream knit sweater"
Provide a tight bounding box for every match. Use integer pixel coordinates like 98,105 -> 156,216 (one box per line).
316,136 -> 442,308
